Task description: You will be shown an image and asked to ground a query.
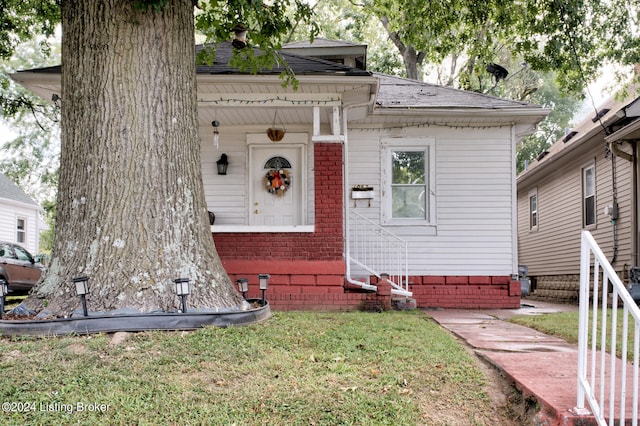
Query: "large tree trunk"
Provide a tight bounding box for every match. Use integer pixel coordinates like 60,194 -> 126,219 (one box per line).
24,0 -> 243,316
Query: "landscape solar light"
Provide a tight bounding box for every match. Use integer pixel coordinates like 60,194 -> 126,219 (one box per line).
72,276 -> 90,317
0,278 -> 8,319
237,278 -> 249,300
258,274 -> 270,306
174,277 -> 191,313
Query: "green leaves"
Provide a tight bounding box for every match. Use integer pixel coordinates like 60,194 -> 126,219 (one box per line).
195,0 -> 318,85
369,0 -> 640,94
0,0 -> 60,60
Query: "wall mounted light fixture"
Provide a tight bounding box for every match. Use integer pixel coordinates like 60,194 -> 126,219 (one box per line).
217,153 -> 228,175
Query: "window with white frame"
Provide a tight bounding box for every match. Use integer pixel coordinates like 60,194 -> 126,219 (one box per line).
582,163 -> 596,227
529,191 -> 538,230
16,217 -> 26,244
382,138 -> 435,225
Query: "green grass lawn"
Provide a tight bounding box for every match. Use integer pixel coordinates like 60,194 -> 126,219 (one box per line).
0,311 -> 502,425
511,308 -> 639,360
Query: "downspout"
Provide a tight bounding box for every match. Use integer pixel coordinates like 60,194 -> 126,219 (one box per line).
511,124 -> 518,277
608,141 -> 633,265
610,147 -> 618,265
634,142 -> 638,268
343,95 -> 377,291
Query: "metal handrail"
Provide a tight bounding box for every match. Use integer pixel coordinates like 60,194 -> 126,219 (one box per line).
347,208 -> 410,296
577,230 -> 640,425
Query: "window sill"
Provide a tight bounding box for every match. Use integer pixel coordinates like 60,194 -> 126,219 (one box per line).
211,225 -> 315,233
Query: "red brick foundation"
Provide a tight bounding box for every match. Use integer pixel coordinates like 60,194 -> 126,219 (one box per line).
406,275 -> 521,309
220,267 -> 522,310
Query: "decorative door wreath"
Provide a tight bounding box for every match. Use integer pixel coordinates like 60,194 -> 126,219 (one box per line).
264,169 -> 291,195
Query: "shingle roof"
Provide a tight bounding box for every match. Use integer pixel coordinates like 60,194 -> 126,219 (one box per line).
375,73 -> 535,109
0,174 -> 38,207
22,42 -> 372,77
517,89 -> 640,181
195,42 -> 371,76
282,38 -> 366,49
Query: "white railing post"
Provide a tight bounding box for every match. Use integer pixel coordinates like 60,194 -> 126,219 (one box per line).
347,209 -> 411,296
576,230 -> 590,413
577,230 -> 640,425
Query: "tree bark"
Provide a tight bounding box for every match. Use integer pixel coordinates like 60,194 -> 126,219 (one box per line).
24,0 -> 243,316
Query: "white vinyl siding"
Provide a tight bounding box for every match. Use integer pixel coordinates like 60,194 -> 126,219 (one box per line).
518,142 -> 632,277
349,126 -> 515,276
0,201 -> 39,254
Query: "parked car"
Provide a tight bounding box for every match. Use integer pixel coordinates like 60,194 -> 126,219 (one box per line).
0,242 -> 44,294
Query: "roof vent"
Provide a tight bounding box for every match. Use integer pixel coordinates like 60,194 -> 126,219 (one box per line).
563,130 -> 578,143
591,109 -> 610,122
536,151 -> 549,161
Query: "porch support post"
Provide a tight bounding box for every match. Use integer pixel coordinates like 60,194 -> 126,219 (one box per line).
311,105 -> 344,144
313,106 -> 320,137
331,106 -> 341,136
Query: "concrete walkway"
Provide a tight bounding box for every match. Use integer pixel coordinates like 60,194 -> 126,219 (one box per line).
426,300 -> 606,425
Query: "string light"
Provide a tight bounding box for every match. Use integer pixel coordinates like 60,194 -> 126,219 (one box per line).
198,96 -> 341,106
349,122 -> 512,132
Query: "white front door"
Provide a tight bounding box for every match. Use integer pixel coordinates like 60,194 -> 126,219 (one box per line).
249,144 -> 304,226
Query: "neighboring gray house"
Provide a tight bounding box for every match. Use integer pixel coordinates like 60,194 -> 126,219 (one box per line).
0,173 -> 42,255
12,40 -> 548,310
517,89 -> 640,303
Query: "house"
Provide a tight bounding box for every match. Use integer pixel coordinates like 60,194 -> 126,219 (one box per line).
517,88 -> 640,303
10,39 -> 549,310
0,173 -> 42,255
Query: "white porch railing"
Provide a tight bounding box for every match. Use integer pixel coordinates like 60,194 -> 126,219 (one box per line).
577,230 -> 640,425
347,209 -> 411,296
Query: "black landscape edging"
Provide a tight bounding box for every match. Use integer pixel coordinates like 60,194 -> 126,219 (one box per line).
0,300 -> 271,336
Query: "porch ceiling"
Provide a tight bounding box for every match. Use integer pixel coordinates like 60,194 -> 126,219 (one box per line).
196,75 -> 376,127
10,72 -> 377,128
